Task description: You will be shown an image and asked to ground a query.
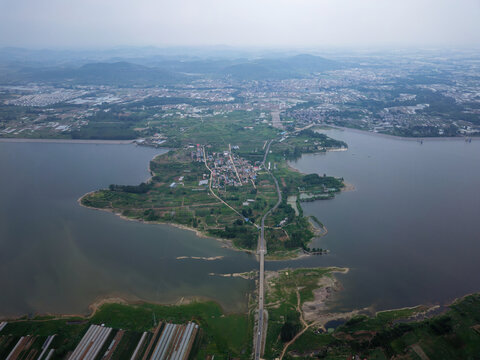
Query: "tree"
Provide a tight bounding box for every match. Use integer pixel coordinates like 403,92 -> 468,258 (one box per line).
280,313 -> 301,342
144,209 -> 158,221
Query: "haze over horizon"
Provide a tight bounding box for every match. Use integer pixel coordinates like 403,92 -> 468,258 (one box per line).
1,0 -> 480,50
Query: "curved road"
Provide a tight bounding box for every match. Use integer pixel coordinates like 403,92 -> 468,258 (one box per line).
202,146 -> 244,219
254,139 -> 282,360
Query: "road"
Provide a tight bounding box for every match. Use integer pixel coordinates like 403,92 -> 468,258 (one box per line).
202,146 -> 244,218
228,144 -> 243,185
254,139 -> 282,360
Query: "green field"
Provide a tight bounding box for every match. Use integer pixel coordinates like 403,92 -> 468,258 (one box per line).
0,300 -> 252,360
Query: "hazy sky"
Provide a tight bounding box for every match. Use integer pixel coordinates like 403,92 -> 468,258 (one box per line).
1,0 -> 480,49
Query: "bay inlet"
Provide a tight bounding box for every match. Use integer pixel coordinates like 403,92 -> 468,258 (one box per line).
2,130 -> 479,318
273,129 -> 480,312
0,142 -> 256,317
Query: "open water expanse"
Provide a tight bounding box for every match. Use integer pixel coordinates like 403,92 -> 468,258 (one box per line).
0,142 -> 256,317
280,129 -> 480,312
1,130 -> 480,317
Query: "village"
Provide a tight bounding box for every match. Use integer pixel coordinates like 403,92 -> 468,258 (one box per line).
190,144 -> 259,189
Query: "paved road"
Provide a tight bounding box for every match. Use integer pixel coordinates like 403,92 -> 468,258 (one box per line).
202,146 -> 244,218
254,140 -> 282,360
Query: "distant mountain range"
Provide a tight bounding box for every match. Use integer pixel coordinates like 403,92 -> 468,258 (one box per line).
0,61 -> 186,86
221,54 -> 340,80
0,47 -> 344,85
58,61 -> 181,85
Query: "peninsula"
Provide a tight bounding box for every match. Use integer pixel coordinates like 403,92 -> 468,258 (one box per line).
2,47 -> 480,360
80,111 -> 347,258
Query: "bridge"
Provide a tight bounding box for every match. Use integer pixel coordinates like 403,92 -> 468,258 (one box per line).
254,139 -> 282,360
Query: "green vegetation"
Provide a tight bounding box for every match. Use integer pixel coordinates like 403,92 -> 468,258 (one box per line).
71,121 -> 137,140
260,135 -> 344,255
1,317 -> 89,359
4,280 -> 480,360
0,301 -> 252,359
286,298 -> 480,360
264,267 -> 345,359
91,301 -> 252,359
81,111 -> 346,256
82,147 -> 263,249
279,129 -> 347,160
261,268 -> 480,360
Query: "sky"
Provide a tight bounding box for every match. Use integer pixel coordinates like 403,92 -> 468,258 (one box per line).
1,0 -> 480,49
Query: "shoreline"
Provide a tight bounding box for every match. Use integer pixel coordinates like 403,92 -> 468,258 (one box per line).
1,128 -> 477,146
69,132 -> 364,264
4,131 -> 478,342
78,192 -> 330,262
78,145 -> 347,261
2,271 -> 472,327
342,181 -> 356,192
286,156 -> 356,193
0,293 -> 240,322
3,285 -> 469,324
325,125 -> 480,142
0,138 -> 135,144
77,193 -> 239,251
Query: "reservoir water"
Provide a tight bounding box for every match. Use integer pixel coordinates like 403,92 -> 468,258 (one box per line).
279,129 -> 480,312
0,142 -> 256,317
1,130 -> 479,318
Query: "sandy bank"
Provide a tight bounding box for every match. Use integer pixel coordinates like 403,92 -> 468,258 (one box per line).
342,181 -> 356,192
177,256 -> 224,261
209,271 -> 257,280
297,268 -> 373,331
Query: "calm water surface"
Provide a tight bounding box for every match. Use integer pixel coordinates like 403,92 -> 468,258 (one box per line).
275,129 -> 480,312
0,142 -> 256,317
2,133 -> 479,317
